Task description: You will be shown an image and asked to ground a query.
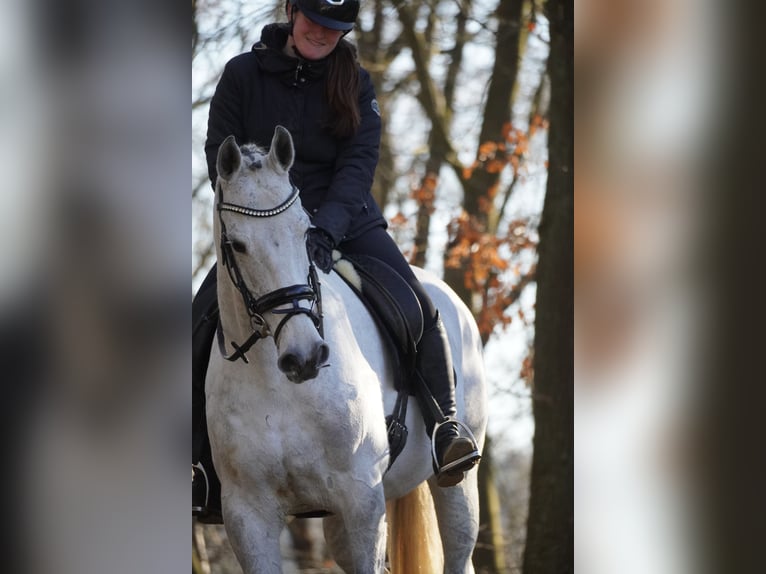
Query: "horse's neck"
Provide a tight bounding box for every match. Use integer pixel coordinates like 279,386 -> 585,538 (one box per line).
321,273 -> 356,325
322,273 -> 393,391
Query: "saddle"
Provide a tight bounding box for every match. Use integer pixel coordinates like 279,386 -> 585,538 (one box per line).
332,252 -> 424,392
331,252 -> 424,470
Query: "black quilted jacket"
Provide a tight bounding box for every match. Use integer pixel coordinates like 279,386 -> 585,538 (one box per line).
205,23 -> 386,244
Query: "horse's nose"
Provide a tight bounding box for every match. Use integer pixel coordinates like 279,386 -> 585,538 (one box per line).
278,341 -> 330,383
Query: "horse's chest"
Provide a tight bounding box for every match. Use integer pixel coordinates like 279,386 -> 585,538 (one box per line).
214,380 -> 361,463
208,363 -> 386,513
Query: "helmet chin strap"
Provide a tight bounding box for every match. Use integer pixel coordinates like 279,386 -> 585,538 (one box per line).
287,4 -> 305,59
289,3 -> 297,34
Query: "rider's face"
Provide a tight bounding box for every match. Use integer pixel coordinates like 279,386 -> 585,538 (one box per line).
289,11 -> 344,60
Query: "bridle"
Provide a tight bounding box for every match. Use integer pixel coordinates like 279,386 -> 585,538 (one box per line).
215,182 -> 323,364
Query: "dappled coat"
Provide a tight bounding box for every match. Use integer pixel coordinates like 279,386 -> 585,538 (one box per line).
205,23 -> 386,245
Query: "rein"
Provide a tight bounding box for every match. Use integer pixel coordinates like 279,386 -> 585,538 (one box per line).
216,183 -> 323,364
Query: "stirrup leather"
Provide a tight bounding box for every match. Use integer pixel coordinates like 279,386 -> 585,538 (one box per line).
431,419 -> 481,473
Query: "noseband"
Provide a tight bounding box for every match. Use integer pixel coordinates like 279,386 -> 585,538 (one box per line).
215,183 -> 323,364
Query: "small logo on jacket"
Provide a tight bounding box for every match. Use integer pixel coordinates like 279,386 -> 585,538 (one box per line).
371,99 -> 380,117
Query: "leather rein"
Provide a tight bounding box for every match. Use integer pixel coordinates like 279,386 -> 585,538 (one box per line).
215,184 -> 323,364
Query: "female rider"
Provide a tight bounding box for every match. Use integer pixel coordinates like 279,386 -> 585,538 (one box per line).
193,0 -> 480,520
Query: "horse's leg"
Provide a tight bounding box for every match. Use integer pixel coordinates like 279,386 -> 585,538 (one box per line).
322,490 -> 388,573
222,493 -> 284,574
428,472 -> 481,574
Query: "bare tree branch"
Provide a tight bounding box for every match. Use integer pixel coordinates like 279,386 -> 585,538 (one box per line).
389,0 -> 463,177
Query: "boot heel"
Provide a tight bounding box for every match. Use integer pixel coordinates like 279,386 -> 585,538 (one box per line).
430,419 -> 480,466
432,420 -> 481,487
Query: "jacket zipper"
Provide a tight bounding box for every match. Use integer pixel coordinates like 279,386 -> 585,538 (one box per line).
294,62 -> 303,86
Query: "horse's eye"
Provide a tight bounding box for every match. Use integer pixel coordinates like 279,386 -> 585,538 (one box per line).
230,240 -> 247,254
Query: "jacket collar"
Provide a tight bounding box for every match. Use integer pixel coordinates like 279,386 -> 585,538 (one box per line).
252,23 -> 327,82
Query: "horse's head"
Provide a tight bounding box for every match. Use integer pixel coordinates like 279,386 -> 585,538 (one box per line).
214,126 -> 329,383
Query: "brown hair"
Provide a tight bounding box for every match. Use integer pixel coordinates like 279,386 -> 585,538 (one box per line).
325,39 -> 361,138
286,1 -> 361,138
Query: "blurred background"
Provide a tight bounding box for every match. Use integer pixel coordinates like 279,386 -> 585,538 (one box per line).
576,0 -> 723,572
0,0 -> 189,572
0,0 -> 744,570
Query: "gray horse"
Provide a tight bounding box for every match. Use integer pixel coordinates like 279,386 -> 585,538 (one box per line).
206,126 -> 487,573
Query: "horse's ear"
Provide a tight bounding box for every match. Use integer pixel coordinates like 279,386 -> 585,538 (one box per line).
217,135 -> 241,181
268,125 -> 294,174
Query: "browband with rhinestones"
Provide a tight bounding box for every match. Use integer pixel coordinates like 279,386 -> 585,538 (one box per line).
217,185 -> 300,218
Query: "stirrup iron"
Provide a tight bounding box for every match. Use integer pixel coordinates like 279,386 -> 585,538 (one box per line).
431,419 -> 481,472
192,462 -> 209,514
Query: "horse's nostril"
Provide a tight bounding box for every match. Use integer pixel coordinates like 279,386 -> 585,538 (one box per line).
278,353 -> 300,375
316,343 -> 330,366
279,343 -> 328,382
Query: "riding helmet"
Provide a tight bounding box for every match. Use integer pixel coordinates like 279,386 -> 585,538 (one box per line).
288,0 -> 359,31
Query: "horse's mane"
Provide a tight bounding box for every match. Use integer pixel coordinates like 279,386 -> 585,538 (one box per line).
240,143 -> 267,156
238,143 -> 269,172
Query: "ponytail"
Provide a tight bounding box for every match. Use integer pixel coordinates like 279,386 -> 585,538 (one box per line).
325,39 -> 361,138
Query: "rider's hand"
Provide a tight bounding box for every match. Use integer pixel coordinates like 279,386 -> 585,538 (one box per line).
306,227 -> 335,273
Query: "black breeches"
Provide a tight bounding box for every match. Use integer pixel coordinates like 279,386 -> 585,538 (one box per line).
340,226 -> 438,328
192,265 -> 218,464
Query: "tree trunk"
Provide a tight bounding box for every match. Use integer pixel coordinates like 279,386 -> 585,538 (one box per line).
462,0 -> 524,222
473,436 -> 507,573
192,523 -> 211,574
411,1 -> 471,268
443,0 -> 524,309
288,518 -> 321,568
358,0 -> 396,210
521,0 -> 573,572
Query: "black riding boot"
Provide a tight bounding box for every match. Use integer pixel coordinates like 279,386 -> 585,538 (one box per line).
192,267 -> 223,523
416,312 -> 480,487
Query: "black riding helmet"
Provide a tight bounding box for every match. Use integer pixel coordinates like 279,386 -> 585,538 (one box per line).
288,0 -> 359,31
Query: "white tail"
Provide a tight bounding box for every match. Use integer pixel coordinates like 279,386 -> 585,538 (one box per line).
386,482 -> 443,573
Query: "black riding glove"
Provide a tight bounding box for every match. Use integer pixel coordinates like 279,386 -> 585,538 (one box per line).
306,227 -> 335,273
